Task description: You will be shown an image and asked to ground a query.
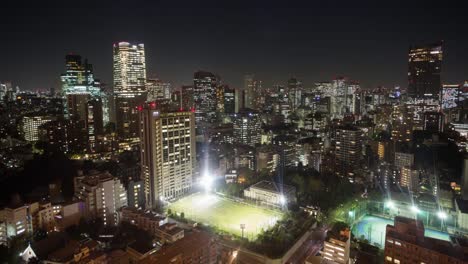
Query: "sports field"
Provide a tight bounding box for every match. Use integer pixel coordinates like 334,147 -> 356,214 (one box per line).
353,215 -> 450,248
168,192 -> 283,240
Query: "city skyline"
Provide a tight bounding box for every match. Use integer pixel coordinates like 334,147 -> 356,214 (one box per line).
1,2 -> 467,91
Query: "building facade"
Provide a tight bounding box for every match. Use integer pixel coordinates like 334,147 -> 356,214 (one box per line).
113,42 -> 147,139
408,42 -> 443,99
140,109 -> 196,208
74,171 -> 127,226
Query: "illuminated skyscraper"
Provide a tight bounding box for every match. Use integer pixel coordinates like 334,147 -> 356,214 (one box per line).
61,54 -> 103,152
193,71 -> 218,122
113,42 -> 147,139
147,79 -> 171,102
233,109 -> 262,147
408,42 -> 443,99
140,108 -> 196,208
22,116 -> 55,142
61,54 -> 100,96
244,74 -> 262,110
288,77 -> 303,111
334,126 -> 363,179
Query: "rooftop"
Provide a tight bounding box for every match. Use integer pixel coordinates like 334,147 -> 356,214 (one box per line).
249,180 -> 296,194
141,231 -> 213,263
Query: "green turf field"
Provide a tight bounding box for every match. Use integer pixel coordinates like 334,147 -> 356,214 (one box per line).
168,192 -> 283,240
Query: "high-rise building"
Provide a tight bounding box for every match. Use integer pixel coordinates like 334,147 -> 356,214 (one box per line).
215,85 -> 235,114
147,79 -> 171,102
113,42 -> 147,139
61,54 -> 104,152
394,152 -> 414,169
385,216 -> 466,263
400,167 -> 419,192
61,54 -> 101,96
181,85 -> 195,111
193,71 -> 218,123
22,115 -> 54,142
288,77 -> 303,111
244,74 -> 262,110
223,86 -> 235,114
74,171 -> 127,226
408,42 -> 443,99
140,108 -> 196,208
233,109 -> 262,147
334,126 -> 363,179
391,105 -> 414,142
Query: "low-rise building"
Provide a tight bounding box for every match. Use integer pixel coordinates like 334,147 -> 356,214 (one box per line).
140,230 -> 217,264
0,205 -> 31,239
322,227 -> 351,264
74,171 -> 127,226
385,216 -> 467,263
243,180 -> 296,207
120,207 -> 183,243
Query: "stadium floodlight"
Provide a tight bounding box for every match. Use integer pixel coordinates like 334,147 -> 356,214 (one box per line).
385,200 -> 395,209
437,211 -> 447,219
411,205 -> 420,213
202,173 -> 214,192
279,195 -> 287,205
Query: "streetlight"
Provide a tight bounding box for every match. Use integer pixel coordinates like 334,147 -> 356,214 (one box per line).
201,173 -> 214,192
437,211 -> 447,220
385,200 -> 395,209
411,205 -> 420,214
240,224 -> 246,239
280,195 -> 287,206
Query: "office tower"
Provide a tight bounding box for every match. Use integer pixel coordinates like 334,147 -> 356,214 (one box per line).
423,111 -> 444,132
385,216 -> 466,263
193,71 -> 218,123
235,88 -> 245,113
223,85 -> 235,114
400,167 -> 419,192
215,85 -> 235,114
215,85 -> 225,113
394,152 -> 414,169
113,42 -> 147,139
61,54 -> 103,152
127,180 -> 145,209
147,79 -> 171,102
181,85 -> 194,111
391,105 -> 414,142
323,227 -> 351,264
74,171 -> 127,226
244,74 -> 262,110
61,54 -> 100,96
288,77 -> 303,110
38,119 -> 87,154
233,109 -> 262,147
140,108 -> 196,208
22,115 -> 54,141
408,42 -> 443,99
334,126 -> 363,179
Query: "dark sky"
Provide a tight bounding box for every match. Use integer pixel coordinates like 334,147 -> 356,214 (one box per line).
1,1 -> 467,91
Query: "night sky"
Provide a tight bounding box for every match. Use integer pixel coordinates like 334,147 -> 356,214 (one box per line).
1,1 -> 467,91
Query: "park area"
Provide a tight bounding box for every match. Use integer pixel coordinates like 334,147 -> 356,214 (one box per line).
168,192 -> 284,240
353,215 -> 451,248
